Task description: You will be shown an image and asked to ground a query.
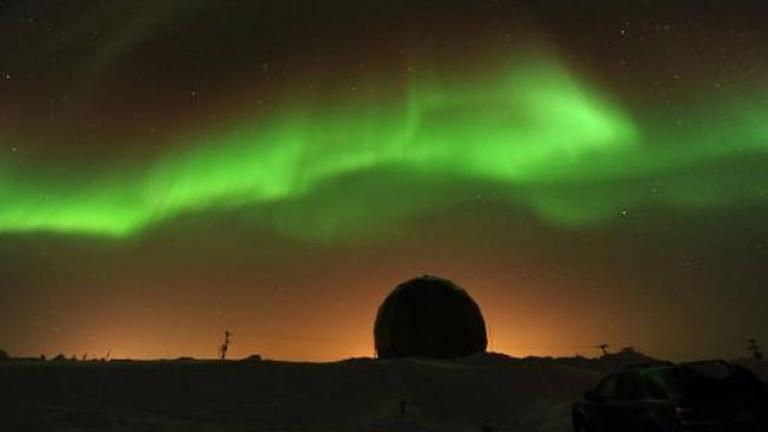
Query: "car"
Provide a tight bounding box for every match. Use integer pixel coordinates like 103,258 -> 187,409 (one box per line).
572,360 -> 768,431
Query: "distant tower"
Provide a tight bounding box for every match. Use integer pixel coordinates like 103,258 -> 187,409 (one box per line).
596,344 -> 610,357
219,330 -> 232,360
748,339 -> 764,360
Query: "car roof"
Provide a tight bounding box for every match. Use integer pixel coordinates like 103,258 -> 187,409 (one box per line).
623,359 -> 738,376
623,361 -> 675,372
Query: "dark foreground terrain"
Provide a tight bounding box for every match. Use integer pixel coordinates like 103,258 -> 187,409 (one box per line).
1,351 -> 765,432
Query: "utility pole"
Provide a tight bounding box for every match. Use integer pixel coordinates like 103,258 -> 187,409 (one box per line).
219,330 -> 232,360
596,344 -> 610,357
748,339 -> 764,360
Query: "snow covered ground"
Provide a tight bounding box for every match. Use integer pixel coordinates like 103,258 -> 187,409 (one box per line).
0,351 -> 763,432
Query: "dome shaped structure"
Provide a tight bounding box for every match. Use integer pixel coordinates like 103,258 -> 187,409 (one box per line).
374,275 -> 487,359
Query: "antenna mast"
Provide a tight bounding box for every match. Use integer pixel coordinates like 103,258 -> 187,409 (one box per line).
596,344 -> 610,357
219,330 -> 232,360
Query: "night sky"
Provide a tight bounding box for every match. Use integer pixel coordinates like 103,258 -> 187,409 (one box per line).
1,0 -> 767,361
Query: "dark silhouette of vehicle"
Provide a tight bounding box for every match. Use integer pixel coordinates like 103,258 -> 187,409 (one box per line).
572,360 -> 768,431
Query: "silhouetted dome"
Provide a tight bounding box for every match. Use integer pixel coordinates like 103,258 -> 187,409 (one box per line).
374,275 -> 487,359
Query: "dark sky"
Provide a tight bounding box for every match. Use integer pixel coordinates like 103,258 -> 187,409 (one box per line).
1,0 -> 767,361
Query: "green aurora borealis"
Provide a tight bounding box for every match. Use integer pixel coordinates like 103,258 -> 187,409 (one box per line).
3,0 -> 768,362
2,51 -> 767,239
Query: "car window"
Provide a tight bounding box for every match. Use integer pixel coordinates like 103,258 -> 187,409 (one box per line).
595,375 -> 619,399
617,373 -> 644,400
645,376 -> 672,399
646,369 -> 684,400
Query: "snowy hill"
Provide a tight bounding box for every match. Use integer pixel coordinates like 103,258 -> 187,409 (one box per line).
0,349 -> 762,432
